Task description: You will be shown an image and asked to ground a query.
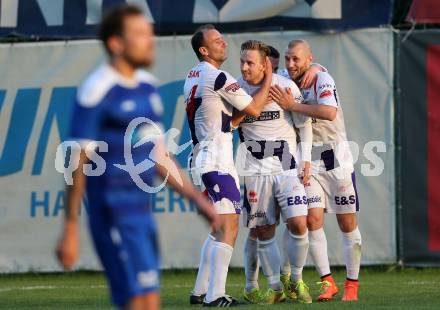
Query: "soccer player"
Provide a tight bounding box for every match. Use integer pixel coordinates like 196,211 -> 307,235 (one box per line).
241,45 -> 324,304
185,25 -> 272,307
272,39 -> 362,302
56,6 -> 219,310
233,40 -> 313,304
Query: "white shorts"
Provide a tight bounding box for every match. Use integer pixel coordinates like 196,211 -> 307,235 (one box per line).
306,167 -> 359,214
242,173 -> 308,228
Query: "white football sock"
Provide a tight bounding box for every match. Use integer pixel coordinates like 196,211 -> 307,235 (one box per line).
342,227 -> 362,280
309,228 -> 331,277
192,234 -> 215,296
205,241 -> 233,302
244,235 -> 259,291
280,227 -> 292,276
287,230 -> 309,282
258,237 -> 282,291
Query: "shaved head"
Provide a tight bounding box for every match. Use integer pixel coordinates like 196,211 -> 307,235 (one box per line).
284,39 -> 314,82
287,39 -> 312,57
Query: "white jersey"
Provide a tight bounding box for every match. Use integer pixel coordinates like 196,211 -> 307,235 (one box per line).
183,61 -> 252,174
236,73 -> 310,176
300,71 -> 354,173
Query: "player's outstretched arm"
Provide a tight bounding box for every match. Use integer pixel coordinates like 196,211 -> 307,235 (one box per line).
240,57 -> 273,117
153,140 -> 221,230
56,150 -> 88,270
270,85 -> 337,121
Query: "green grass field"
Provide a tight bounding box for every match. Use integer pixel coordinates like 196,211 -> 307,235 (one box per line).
0,267 -> 439,309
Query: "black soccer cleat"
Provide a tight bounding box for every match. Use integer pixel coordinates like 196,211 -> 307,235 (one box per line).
190,293 -> 206,305
203,295 -> 240,307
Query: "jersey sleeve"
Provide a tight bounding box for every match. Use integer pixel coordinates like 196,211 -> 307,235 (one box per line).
314,72 -> 338,108
287,80 -> 311,128
214,71 -> 253,111
69,92 -> 104,148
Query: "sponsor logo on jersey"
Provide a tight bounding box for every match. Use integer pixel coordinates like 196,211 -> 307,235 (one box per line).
243,111 -> 280,123
224,82 -> 241,92
334,195 -> 356,205
319,90 -> 332,98
307,196 -> 322,204
319,83 -> 334,89
247,211 -> 266,222
287,195 -> 308,206
248,190 -> 258,203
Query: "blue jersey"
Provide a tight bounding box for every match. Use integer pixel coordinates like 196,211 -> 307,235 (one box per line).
70,64 -> 164,218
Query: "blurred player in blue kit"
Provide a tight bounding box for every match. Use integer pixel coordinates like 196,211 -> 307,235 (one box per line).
56,5 -> 219,310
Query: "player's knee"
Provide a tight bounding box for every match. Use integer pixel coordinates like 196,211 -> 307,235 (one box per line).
307,213 -> 323,230
337,214 -> 357,233
221,214 -> 239,245
255,225 -> 276,241
287,217 -> 307,235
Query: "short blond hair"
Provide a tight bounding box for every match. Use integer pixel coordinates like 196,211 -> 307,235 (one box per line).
240,40 -> 270,59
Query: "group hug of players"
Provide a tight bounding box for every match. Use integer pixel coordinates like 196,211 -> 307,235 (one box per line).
185,25 -> 362,307
56,5 -> 362,309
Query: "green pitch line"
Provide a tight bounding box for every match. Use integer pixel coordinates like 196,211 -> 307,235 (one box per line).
0,267 -> 439,309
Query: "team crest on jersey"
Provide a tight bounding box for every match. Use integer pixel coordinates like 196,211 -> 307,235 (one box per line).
338,182 -> 352,192
301,90 -> 311,100
224,82 -> 241,92
121,100 -> 136,112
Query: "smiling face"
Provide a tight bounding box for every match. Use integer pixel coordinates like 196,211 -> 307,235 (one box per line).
285,42 -> 313,82
240,49 -> 266,85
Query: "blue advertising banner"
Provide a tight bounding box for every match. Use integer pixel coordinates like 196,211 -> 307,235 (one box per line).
0,0 -> 394,39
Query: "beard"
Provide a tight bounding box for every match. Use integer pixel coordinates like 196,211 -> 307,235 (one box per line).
292,67 -> 307,82
124,52 -> 152,69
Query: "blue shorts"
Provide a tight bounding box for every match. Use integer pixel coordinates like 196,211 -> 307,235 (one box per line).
201,171 -> 241,215
89,212 -> 160,307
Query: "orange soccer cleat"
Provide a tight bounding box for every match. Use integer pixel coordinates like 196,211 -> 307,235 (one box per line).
342,279 -> 359,301
317,275 -> 339,302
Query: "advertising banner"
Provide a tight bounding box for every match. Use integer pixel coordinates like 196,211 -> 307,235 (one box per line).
0,28 -> 395,272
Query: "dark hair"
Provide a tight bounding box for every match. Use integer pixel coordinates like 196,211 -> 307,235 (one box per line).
267,45 -> 280,59
191,24 -> 216,60
240,40 -> 270,59
98,4 -> 144,55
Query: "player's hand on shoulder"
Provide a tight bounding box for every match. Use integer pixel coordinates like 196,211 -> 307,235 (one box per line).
56,220 -> 79,270
270,85 -> 297,111
300,64 -> 323,89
